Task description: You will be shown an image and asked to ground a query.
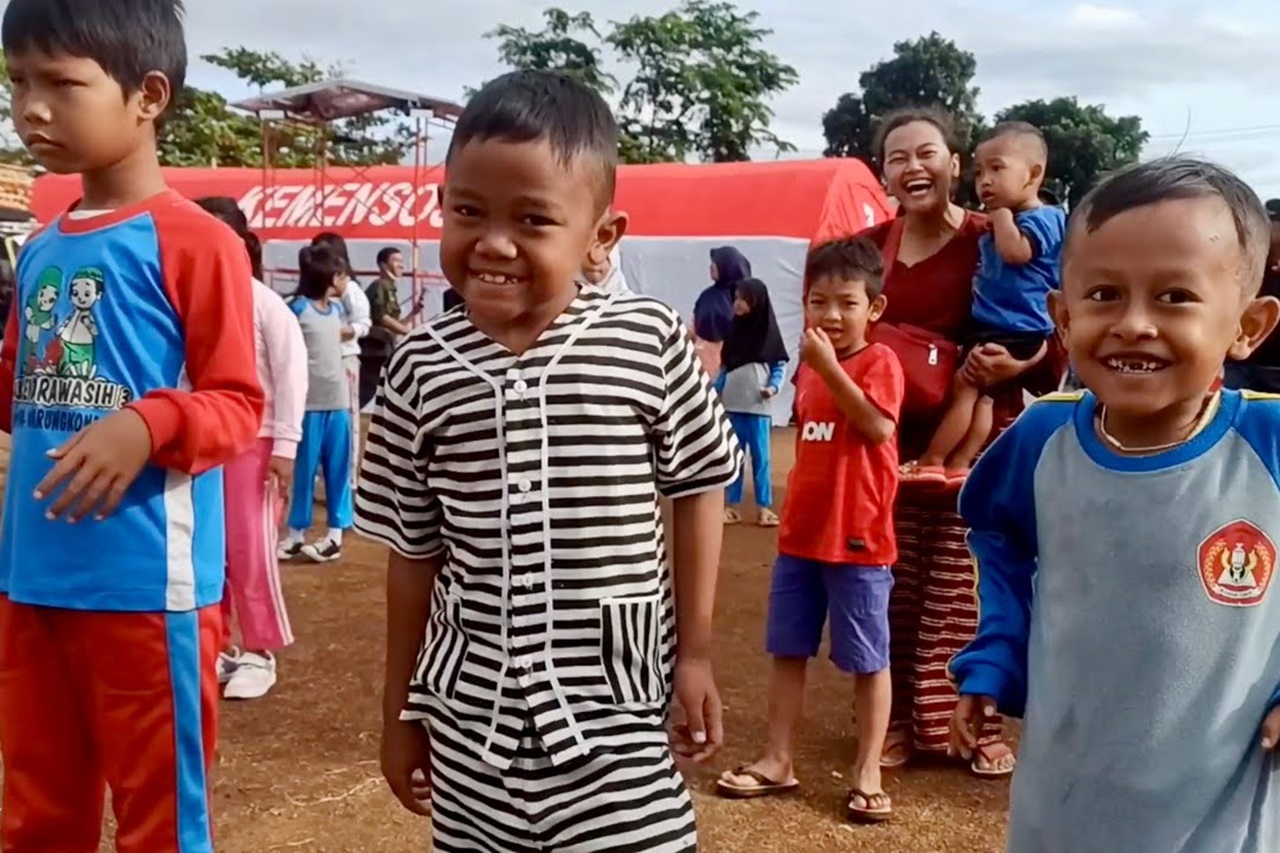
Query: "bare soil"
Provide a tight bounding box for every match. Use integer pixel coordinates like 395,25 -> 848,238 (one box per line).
0,430 -> 1012,852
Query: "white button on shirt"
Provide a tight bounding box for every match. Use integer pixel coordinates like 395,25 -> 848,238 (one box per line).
354,291 -> 742,771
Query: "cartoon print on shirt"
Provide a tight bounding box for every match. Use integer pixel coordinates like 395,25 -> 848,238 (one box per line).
22,266 -> 61,375
56,267 -> 104,379
12,265 -> 131,420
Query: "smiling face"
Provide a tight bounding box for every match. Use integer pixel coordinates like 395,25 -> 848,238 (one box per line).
8,50 -> 168,176
805,275 -> 885,357
438,138 -> 624,337
69,277 -> 99,309
881,120 -> 960,215
1053,196 -> 1280,433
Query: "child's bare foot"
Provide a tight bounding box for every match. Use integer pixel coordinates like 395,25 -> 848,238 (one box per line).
724,507 -> 743,525
715,756 -> 799,799
970,741 -> 1017,778
879,725 -> 913,769
757,507 -> 780,527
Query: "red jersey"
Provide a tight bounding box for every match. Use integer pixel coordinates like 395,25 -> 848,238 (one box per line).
779,343 -> 904,566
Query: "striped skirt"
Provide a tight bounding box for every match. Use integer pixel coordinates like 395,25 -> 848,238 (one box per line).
889,488 -> 1003,752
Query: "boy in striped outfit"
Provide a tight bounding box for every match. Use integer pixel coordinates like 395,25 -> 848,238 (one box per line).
355,70 -> 742,851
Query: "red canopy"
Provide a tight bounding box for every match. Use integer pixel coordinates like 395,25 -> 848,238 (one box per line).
31,158 -> 890,244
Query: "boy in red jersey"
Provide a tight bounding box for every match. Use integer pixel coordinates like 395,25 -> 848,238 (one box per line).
716,236 -> 904,824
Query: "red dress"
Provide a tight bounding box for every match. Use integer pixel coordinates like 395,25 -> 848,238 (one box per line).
862,213 -> 1062,754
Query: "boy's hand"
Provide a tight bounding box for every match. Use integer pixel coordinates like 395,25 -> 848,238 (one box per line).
1261,706 -> 1280,750
800,328 -> 840,375
267,455 -> 294,500
35,409 -> 152,523
381,718 -> 432,816
760,385 -> 777,399
989,207 -> 1016,228
671,657 -> 723,763
949,694 -> 998,760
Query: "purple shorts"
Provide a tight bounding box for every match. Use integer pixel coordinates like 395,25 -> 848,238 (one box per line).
765,554 -> 893,675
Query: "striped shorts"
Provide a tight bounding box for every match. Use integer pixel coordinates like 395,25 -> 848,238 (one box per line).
426,701 -> 697,852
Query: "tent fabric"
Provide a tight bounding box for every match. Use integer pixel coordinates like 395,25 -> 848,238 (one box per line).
31,159 -> 892,423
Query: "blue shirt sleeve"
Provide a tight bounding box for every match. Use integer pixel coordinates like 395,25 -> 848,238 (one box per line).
287,297 -> 306,318
713,369 -> 726,394
767,361 -> 786,391
950,395 -> 1074,717
1016,206 -> 1067,259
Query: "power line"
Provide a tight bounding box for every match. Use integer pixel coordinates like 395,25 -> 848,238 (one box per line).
1148,123 -> 1280,141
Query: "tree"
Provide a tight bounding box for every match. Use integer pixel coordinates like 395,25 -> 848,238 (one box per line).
484,9 -> 617,95
485,2 -> 799,164
158,48 -> 413,168
996,97 -> 1148,208
821,32 -> 983,172
0,55 -> 33,165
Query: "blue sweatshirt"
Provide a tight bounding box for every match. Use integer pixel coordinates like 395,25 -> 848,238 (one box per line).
952,389 -> 1280,853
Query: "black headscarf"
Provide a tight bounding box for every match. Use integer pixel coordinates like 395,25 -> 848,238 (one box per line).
721,278 -> 789,373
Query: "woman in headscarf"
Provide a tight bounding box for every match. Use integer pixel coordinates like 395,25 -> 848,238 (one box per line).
718,278 -> 788,526
693,246 -> 752,375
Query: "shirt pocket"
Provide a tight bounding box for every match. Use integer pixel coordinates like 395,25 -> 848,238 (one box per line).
599,594 -> 664,707
417,593 -> 470,701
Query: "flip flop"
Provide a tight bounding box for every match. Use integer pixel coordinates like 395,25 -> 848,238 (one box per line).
715,765 -> 800,799
971,742 -> 1017,778
878,728 -> 912,770
847,788 -> 893,824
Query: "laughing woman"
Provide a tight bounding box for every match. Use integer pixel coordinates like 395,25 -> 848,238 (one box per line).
861,108 -> 1063,778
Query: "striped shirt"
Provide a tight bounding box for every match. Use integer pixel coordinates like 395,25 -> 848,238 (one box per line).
354,289 -> 742,770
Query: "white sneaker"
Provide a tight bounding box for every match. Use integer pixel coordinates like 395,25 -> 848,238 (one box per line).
301,538 -> 342,563
217,648 -> 241,684
223,651 -> 277,700
277,540 -> 304,561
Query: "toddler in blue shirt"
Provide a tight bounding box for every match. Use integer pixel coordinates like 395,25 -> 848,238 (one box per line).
903,122 -> 1065,486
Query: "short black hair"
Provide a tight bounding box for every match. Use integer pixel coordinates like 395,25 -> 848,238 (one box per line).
448,70 -> 619,205
805,235 -> 885,298
981,121 -> 1048,161
376,247 -> 401,267
1066,156 -> 1270,289
2,0 -> 187,109
874,106 -> 962,162
295,244 -> 345,301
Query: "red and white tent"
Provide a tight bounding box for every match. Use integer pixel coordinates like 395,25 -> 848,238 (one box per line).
32,158 -> 892,421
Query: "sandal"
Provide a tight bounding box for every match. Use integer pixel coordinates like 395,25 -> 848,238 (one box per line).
723,507 -> 743,525
879,726 -> 913,770
847,788 -> 893,824
900,463 -> 947,485
971,741 -> 1017,778
944,468 -> 970,488
715,765 -> 800,799
757,508 -> 780,527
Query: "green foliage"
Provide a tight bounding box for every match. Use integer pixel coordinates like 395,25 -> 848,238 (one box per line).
158,48 -> 412,168
485,2 -> 799,164
821,33 -> 1146,209
0,55 -> 32,166
821,32 -> 983,170
996,97 -> 1149,208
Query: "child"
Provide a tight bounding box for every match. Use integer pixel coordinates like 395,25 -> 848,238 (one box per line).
903,122 -> 1064,486
197,197 -> 308,700
355,70 -> 742,851
718,277 -> 789,527
716,236 -> 904,824
0,1 -> 264,850
279,245 -> 354,564
950,157 -> 1280,853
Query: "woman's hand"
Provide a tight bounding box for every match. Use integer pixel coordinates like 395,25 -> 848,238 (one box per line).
961,342 -> 1045,388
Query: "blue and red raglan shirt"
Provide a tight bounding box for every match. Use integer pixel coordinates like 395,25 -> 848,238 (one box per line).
0,190 -> 263,613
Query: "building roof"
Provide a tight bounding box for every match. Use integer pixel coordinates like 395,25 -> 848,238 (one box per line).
232,79 -> 463,122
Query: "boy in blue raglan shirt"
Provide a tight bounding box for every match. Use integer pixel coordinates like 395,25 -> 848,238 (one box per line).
950,157 -> 1280,853
0,1 -> 263,850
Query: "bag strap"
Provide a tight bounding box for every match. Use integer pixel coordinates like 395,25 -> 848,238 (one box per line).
881,217 -> 905,281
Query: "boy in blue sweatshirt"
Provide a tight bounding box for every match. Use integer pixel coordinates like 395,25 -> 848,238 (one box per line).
950,157 -> 1280,853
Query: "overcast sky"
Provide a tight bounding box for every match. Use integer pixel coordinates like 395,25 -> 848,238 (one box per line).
33,0 -> 1280,197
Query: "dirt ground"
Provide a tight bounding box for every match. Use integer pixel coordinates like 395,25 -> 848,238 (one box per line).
0,430 -> 1013,852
